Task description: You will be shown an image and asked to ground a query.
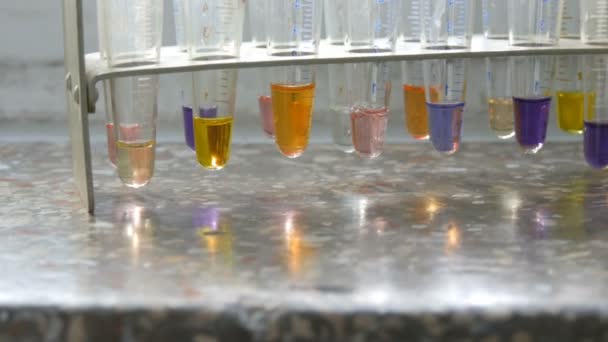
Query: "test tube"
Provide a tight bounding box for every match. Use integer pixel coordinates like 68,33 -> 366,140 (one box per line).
481,0 -> 508,40
328,64 -> 354,153
192,70 -> 238,169
102,0 -> 164,66
348,62 -> 392,159
510,56 -> 555,154
257,67 -> 274,138
583,55 -> 608,169
560,0 -> 580,39
402,60 -> 430,140
271,66 -> 316,158
97,0 -> 116,166
324,0 -> 347,45
554,55 -> 584,134
267,0 -> 322,56
419,0 -> 476,50
423,59 -> 467,155
399,0 -> 422,43
249,0 -> 268,48
580,0 -> 608,45
110,75 -> 160,188
173,0 -> 187,51
485,57 -> 514,139
507,0 -> 564,47
186,0 -> 246,60
345,0 -> 399,52
178,73 -> 196,150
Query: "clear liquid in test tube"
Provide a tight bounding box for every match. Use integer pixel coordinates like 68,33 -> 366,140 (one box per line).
328,64 -> 354,153
267,0 -> 322,56
249,0 -> 268,48
399,0 -> 422,43
481,0 -> 508,40
346,0 -> 399,52
173,0 -> 187,51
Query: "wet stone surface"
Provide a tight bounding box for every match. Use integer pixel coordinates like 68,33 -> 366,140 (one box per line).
0,142 -> 607,340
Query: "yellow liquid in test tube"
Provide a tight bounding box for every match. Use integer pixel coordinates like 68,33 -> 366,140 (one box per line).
271,83 -> 315,158
556,91 -> 584,134
194,117 -> 234,170
116,140 -> 156,188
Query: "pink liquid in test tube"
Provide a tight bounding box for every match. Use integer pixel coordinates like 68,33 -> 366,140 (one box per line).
258,95 -> 275,138
350,106 -> 389,159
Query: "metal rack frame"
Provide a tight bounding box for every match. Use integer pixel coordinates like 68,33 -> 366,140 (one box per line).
64,0 -> 608,214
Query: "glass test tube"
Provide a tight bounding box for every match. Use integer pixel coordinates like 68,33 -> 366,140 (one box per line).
560,0 -> 580,39
485,57 -> 515,139
97,0 -> 116,166
267,0 -> 322,56
173,0 -> 187,51
110,75 -> 160,188
347,62 -> 392,159
581,0 -> 608,45
402,60 -> 431,140
186,0 -> 246,60
510,56 -> 555,154
507,0 -> 564,47
399,0 -> 422,43
270,66 -> 316,158
249,0 -> 268,48
324,0 -> 347,45
419,0 -> 476,50
555,55 -> 584,134
257,67 -> 275,139
423,59 -> 467,155
329,64 -> 354,153
179,73 -> 196,150
583,55 -> 608,169
102,0 -> 164,66
345,0 -> 399,52
192,70 -> 238,170
481,0 -> 508,40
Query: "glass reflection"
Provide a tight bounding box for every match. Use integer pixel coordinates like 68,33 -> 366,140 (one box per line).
283,210 -> 316,278
119,203 -> 157,264
501,191 -> 522,221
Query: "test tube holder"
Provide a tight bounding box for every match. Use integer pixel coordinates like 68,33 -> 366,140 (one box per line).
63,0 -> 608,214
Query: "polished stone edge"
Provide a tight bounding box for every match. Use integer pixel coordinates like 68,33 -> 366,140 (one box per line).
1,307 -> 608,341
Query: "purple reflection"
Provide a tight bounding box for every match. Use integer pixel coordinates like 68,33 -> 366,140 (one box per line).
200,106 -> 218,118
193,207 -> 220,232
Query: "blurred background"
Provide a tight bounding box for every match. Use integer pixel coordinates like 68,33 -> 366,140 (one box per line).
0,0 -> 578,143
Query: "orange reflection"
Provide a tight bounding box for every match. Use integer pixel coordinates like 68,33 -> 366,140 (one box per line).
444,221 -> 461,255
283,211 -> 316,277
412,196 -> 442,225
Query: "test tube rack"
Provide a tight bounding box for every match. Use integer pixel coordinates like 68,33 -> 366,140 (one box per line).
63,0 -> 608,214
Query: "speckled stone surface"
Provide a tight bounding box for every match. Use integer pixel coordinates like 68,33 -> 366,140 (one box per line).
1,142 -> 608,341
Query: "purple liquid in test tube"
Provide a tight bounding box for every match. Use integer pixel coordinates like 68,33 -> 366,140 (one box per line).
427,102 -> 464,155
584,121 -> 608,169
513,97 -> 551,154
182,106 -> 195,150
